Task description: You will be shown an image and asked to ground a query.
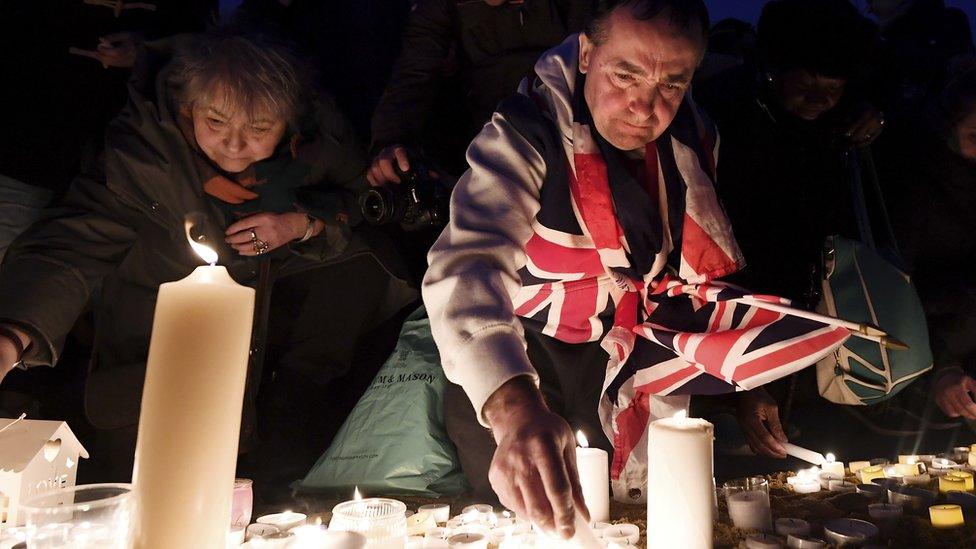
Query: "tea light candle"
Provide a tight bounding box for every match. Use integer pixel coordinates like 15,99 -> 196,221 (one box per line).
447,532 -> 488,549
970,452 -> 976,468
828,480 -> 857,493
745,533 -> 783,549
785,535 -> 826,549
859,466 -> 886,484
574,431 -> 610,522
848,461 -> 871,475
930,504 -> 965,529
822,518 -> 878,546
419,504 -> 451,524
931,457 -> 958,470
646,411 -> 714,549
256,511 -> 307,532
245,523 -> 280,539
887,485 -> 936,512
856,483 -> 884,498
774,518 -> 810,537
461,504 -> 493,521
406,511 -> 438,536
602,523 -> 640,545
898,455 -> 919,464
940,475 -> 968,494
727,490 -> 773,532
891,462 -> 921,477
426,527 -> 451,540
903,473 -> 932,487
948,470 -> 975,491
947,490 -> 976,516
868,503 -> 903,521
819,472 -> 843,490
821,453 -> 845,477
788,468 -> 821,494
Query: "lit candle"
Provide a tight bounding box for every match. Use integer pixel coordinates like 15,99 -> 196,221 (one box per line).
774,518 -> 810,537
727,490 -> 773,532
930,504 -> 965,529
822,518 -> 878,546
859,465 -> 886,484
418,504 -> 451,524
133,230 -> 255,548
256,511 -> 307,532
819,472 -> 842,490
940,475 -> 968,494
848,461 -> 871,475
601,523 -> 640,545
970,452 -> 976,468
646,411 -> 713,549
948,470 -> 975,491
820,453 -> 844,477
744,533 -> 783,549
785,535 -> 826,549
574,431 -> 610,522
787,467 -> 821,494
897,455 -> 919,464
902,473 -> 932,487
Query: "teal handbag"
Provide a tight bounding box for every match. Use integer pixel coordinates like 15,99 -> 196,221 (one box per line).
815,150 -> 933,405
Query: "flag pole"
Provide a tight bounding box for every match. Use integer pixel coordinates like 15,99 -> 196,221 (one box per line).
735,297 -> 909,351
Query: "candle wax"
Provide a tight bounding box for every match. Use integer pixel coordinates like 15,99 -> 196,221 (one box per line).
930,504 -> 965,529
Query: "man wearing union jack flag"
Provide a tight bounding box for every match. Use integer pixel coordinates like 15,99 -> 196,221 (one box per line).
422,0 -> 849,539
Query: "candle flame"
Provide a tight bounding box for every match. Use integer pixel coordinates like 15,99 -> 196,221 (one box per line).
353,486 -> 362,501
315,517 -> 322,526
907,456 -> 917,465
825,452 -> 836,463
576,430 -> 589,448
184,219 -> 217,266
673,409 -> 688,420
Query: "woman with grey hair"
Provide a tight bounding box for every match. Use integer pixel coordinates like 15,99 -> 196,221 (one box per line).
0,28 -> 416,491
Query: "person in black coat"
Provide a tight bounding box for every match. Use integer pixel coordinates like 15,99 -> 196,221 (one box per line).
877,65 -> 976,422
695,0 -> 880,459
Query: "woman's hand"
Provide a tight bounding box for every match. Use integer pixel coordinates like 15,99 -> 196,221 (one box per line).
934,369 -> 976,420
225,212 -> 312,256
735,387 -> 789,458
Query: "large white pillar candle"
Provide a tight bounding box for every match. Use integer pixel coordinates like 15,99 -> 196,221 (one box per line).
574,431 -> 610,523
646,411 -> 713,549
132,241 -> 255,549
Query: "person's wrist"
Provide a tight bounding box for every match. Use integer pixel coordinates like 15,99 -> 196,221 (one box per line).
484,376 -> 547,436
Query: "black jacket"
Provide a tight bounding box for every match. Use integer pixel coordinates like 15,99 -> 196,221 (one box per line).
370,0 -> 595,173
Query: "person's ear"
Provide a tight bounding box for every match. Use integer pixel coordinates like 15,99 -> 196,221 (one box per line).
579,33 -> 593,74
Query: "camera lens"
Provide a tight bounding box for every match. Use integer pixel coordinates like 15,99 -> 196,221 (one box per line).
361,188 -> 394,225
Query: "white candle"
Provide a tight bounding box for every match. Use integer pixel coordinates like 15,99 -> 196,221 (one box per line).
868,503 -> 903,521
788,468 -> 821,494
727,490 -> 773,532
821,453 -> 845,477
792,480 -> 820,494
418,504 -> 451,524
781,443 -> 826,466
774,518 -> 810,537
574,431 -> 610,523
848,461 -> 871,474
819,472 -> 842,490
828,480 -> 856,493
406,511 -> 438,536
601,523 -> 640,545
132,236 -> 255,549
447,533 -> 487,549
646,411 -> 713,549
745,533 -> 783,549
822,518 -> 878,546
256,511 -> 307,532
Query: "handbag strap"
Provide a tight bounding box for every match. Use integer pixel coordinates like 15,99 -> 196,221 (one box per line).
846,146 -> 906,270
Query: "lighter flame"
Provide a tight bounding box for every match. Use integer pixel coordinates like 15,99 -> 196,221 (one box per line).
673,409 -> 688,420
353,487 -> 362,501
184,219 -> 217,266
576,430 -> 589,448
825,452 -> 836,463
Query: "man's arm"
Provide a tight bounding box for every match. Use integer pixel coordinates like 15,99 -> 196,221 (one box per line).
422,105 -> 586,537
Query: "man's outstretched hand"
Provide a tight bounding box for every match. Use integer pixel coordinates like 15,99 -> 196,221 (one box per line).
483,376 -> 589,539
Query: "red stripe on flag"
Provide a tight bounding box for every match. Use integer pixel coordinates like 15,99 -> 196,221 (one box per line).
681,213 -> 738,279
554,279 -> 601,343
571,153 -> 624,250
524,233 -> 604,277
642,364 -> 700,395
514,284 -> 552,316
732,327 -> 849,381
610,392 -> 649,480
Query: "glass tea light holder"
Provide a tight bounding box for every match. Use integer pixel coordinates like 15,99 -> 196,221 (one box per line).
21,483 -> 133,549
331,498 -> 408,548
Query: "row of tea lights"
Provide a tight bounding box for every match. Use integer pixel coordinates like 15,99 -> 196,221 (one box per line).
239,500 -> 640,548
724,443 -> 976,548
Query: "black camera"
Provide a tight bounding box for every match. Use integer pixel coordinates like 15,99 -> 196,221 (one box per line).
360,160 -> 449,231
